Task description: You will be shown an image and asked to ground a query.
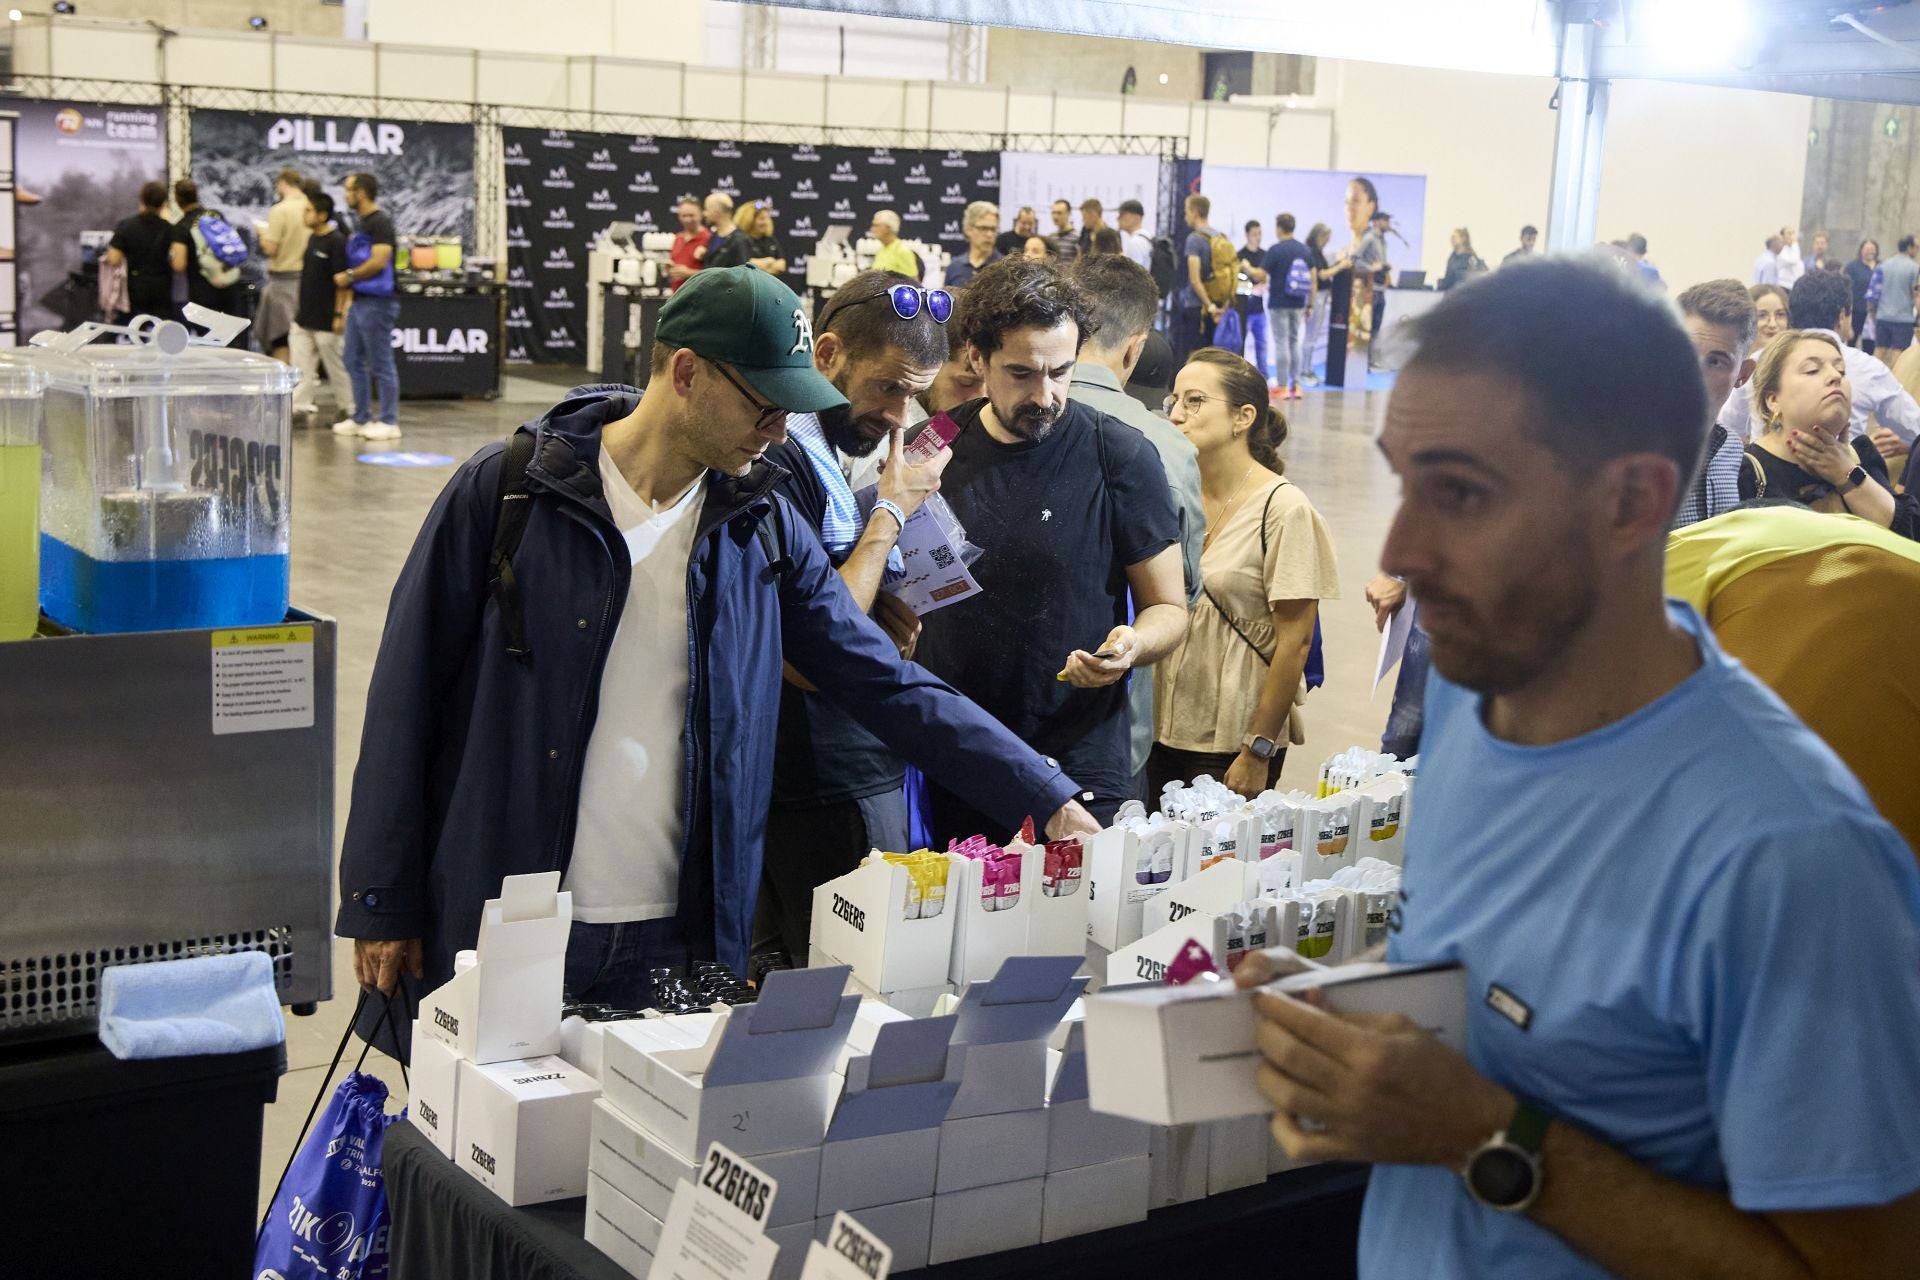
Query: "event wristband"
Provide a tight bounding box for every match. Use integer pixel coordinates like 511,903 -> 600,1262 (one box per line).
872,498 -> 908,534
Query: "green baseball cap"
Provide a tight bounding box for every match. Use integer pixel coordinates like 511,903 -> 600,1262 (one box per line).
656,266 -> 847,413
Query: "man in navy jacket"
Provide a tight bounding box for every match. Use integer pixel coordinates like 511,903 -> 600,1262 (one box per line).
339,266 -> 1097,1011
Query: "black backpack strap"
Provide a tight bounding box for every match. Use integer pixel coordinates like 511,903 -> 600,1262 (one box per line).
756,493 -> 791,582
489,429 -> 539,663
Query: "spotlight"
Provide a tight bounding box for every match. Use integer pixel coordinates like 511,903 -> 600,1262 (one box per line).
1158,72 -> 1169,85
52,1 -> 75,13
248,14 -> 267,28
7,9 -> 21,20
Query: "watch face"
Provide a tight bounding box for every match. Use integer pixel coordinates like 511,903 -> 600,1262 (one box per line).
1467,1145 -> 1536,1208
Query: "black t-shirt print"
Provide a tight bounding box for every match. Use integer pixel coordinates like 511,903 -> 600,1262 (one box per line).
913,398 -> 1179,794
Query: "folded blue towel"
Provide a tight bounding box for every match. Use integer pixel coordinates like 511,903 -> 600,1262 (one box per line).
97,951 -> 287,1060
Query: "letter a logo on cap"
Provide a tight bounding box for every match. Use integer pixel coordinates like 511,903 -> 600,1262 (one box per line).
789,306 -> 814,356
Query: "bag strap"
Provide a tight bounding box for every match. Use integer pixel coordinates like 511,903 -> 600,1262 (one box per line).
1205,585 -> 1274,665
1744,451 -> 1768,498
488,429 -> 539,662
260,981 -> 413,1232
756,493 -> 790,582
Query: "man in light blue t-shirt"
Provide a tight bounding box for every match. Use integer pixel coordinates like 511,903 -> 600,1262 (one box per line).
1238,258 -> 1920,1278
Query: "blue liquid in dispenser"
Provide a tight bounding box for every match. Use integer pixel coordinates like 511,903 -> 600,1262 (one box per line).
39,534 -> 290,633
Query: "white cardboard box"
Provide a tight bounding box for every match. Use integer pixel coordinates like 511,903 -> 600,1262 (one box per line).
1018,834 -> 1091,961
1046,1023 -> 1149,1172
770,1218 -> 816,1280
811,855 -> 962,995
559,1016 -> 608,1082
1141,859 -> 1262,935
408,1022 -> 462,1161
1148,1122 -> 1211,1207
1175,813 -> 1256,883
946,852 -> 1033,987
928,1177 -> 1043,1265
419,872 -> 572,1066
833,998 -> 913,1077
841,970 -> 952,1019
1083,960 -> 1468,1126
585,1171 -> 665,1278
589,1098 -> 822,1229
1105,914 -> 1231,988
815,1198 -> 933,1274
1207,1116 -> 1270,1195
1084,824 -> 1181,952
944,955 -> 1088,1120
819,1015 -> 963,1213
1041,1155 -> 1150,1242
935,1108 -> 1048,1193
456,1054 -> 601,1206
600,966 -> 857,1161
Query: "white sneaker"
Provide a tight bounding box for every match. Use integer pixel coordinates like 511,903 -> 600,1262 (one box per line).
332,417 -> 367,436
359,423 -> 402,442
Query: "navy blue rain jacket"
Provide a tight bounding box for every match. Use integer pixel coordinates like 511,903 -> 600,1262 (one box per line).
335,388 -> 1077,986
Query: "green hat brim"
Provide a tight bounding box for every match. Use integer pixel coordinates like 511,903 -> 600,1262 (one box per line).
737,360 -> 849,413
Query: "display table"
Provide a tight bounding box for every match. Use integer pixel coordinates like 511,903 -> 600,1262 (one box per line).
395,276 -> 505,399
591,281 -> 669,388
385,1119 -> 1368,1280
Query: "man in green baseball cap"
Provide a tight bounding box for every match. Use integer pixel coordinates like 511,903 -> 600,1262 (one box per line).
337,265 -> 1098,1029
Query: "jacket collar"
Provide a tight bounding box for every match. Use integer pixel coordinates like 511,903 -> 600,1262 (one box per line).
1069,362 -> 1126,394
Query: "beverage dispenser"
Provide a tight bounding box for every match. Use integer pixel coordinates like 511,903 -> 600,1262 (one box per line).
30,310 -> 296,634
0,357 -> 48,641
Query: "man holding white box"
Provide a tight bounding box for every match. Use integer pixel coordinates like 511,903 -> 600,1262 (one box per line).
1232,260 -> 1920,1277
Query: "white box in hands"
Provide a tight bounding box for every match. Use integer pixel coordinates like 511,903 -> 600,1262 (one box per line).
928,1177 -> 1043,1265
456,1054 -> 601,1205
1045,1023 -> 1149,1172
601,966 -> 858,1161
1084,823 -> 1182,952
1041,1155 -> 1150,1242
408,1023 -> 462,1160
1082,959 -> 1468,1126
589,1099 -> 822,1229
819,1015 -> 964,1214
585,1171 -> 665,1278
419,872 -> 572,1065
811,855 -> 962,997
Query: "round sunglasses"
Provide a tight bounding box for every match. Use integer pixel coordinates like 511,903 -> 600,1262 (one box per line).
826,282 -> 953,326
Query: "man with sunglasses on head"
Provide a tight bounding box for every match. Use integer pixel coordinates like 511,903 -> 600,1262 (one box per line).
913,257 -> 1188,846
753,270 -> 961,963
337,265 -> 1099,1031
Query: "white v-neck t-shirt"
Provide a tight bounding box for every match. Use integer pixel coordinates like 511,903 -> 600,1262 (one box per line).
562,451 -> 706,924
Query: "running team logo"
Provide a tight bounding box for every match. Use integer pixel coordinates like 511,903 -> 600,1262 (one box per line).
943,184 -> 964,202
629,169 -> 659,194
504,141 -> 529,166
542,205 -> 574,230
506,223 -> 530,248
906,164 -> 931,185
980,165 -> 999,184
756,157 -> 782,181
793,144 -> 821,162
831,160 -> 858,183
712,140 -> 742,159
545,246 -> 574,270
791,179 -> 818,200
55,107 -> 84,134
508,263 -> 530,286
713,173 -> 739,196
544,166 -> 574,189
868,180 -> 892,203
905,200 -> 929,223
586,189 -> 617,212
942,149 -> 970,168
832,198 -> 855,217
670,152 -> 701,176
630,135 -> 661,154
789,215 -> 814,234
545,288 -> 575,311
587,148 -> 617,171
505,183 -> 529,207
868,147 -> 896,166
546,327 -> 578,350
941,220 -> 961,239
543,129 -> 574,148
505,306 -> 532,330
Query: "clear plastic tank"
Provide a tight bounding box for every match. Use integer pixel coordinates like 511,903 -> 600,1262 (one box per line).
0,358 -> 48,641
32,334 -> 295,633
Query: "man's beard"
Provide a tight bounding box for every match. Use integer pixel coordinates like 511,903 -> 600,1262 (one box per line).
1412,537 -> 1598,698
1003,400 -> 1063,442
815,399 -> 893,458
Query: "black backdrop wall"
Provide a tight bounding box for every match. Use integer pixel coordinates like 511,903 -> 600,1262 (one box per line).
503,126 -> 1000,365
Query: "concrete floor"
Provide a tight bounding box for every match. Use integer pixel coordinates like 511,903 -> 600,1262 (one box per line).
256,369 -> 1403,1213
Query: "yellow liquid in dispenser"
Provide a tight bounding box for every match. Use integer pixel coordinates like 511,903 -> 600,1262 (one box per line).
0,444 -> 42,641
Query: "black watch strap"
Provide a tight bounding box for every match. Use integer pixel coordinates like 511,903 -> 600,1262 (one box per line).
1507,1101 -> 1552,1155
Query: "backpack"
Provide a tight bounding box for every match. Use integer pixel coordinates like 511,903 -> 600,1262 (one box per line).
487,423 -> 788,662
1149,235 -> 1180,302
1204,233 -> 1239,308
1282,252 -> 1313,302
189,210 -> 247,288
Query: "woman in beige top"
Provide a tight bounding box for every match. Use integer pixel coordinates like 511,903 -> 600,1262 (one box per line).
1150,347 -> 1340,798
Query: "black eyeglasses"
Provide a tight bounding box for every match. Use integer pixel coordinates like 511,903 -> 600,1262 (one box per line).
825,282 -> 952,327
707,358 -> 787,432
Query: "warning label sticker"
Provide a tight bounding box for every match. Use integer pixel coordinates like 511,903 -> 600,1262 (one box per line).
211,624 -> 315,735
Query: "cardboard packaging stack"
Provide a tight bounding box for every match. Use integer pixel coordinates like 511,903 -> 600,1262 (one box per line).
1041,1022 -> 1151,1241
409,872 -> 603,1207
589,965 -> 859,1280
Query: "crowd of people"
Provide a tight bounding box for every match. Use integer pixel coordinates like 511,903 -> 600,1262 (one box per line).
103,168 -> 405,440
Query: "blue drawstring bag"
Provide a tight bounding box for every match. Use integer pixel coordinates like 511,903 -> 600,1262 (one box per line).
255,988 -> 408,1280
1211,306 -> 1243,352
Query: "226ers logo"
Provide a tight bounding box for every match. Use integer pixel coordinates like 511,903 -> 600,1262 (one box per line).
789,307 -> 815,356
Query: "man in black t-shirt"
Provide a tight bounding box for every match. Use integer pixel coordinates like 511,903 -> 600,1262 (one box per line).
333,171 -> 401,440
167,177 -> 239,318
106,179 -> 175,320
291,190 -> 352,424
918,258 -> 1187,842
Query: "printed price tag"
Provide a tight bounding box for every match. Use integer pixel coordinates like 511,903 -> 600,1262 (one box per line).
651,1141 -> 780,1280
798,1211 -> 893,1280
210,624 -> 314,735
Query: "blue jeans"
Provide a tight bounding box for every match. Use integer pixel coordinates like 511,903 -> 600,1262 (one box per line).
343,294 -> 401,425
563,917 -> 691,1009
1380,605 -> 1430,760
1271,307 -> 1305,387
1244,306 -> 1270,379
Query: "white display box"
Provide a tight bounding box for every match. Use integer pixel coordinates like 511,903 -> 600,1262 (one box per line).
1046,1024 -> 1150,1172
928,1177 -> 1043,1265
833,998 -> 913,1077
843,971 -> 952,1019
1105,914 -> 1231,987
946,852 -> 1032,987
1302,794 -> 1367,879
1017,834 -> 1091,961
1354,774 -> 1410,866
585,1171 -> 665,1279
1175,813 -> 1256,883
420,872 -> 572,1065
815,1198 -> 933,1274
770,1219 -> 816,1280
1084,960 -> 1468,1126
457,1054 -> 601,1206
408,1021 -> 462,1161
589,1099 -> 822,1229
1141,859 -> 1262,935
1084,824 -> 1181,952
944,955 -> 1088,1120
1207,1116 -> 1270,1195
1041,1155 -> 1150,1242
600,966 -> 857,1162
819,1015 -> 963,1214
811,855 -> 962,996
1148,1122 -> 1211,1208
935,1107 -> 1048,1193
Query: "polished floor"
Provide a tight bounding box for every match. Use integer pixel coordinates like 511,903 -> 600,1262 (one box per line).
256,368 -> 1405,1211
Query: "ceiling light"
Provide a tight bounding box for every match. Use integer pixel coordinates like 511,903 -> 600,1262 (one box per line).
249,14 -> 267,28
1158,73 -> 1169,85
8,9 -> 21,19
52,1 -> 75,13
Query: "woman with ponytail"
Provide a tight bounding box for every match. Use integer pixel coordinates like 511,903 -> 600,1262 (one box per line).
1151,348 -> 1340,798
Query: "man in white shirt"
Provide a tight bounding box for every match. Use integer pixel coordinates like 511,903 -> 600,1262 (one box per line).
1776,226 -> 1805,288
1752,235 -> 1782,286
1719,267 -> 1920,461
1115,199 -> 1154,270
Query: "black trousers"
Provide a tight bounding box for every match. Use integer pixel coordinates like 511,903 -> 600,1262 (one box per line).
1145,742 -> 1283,804
755,789 -> 908,964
